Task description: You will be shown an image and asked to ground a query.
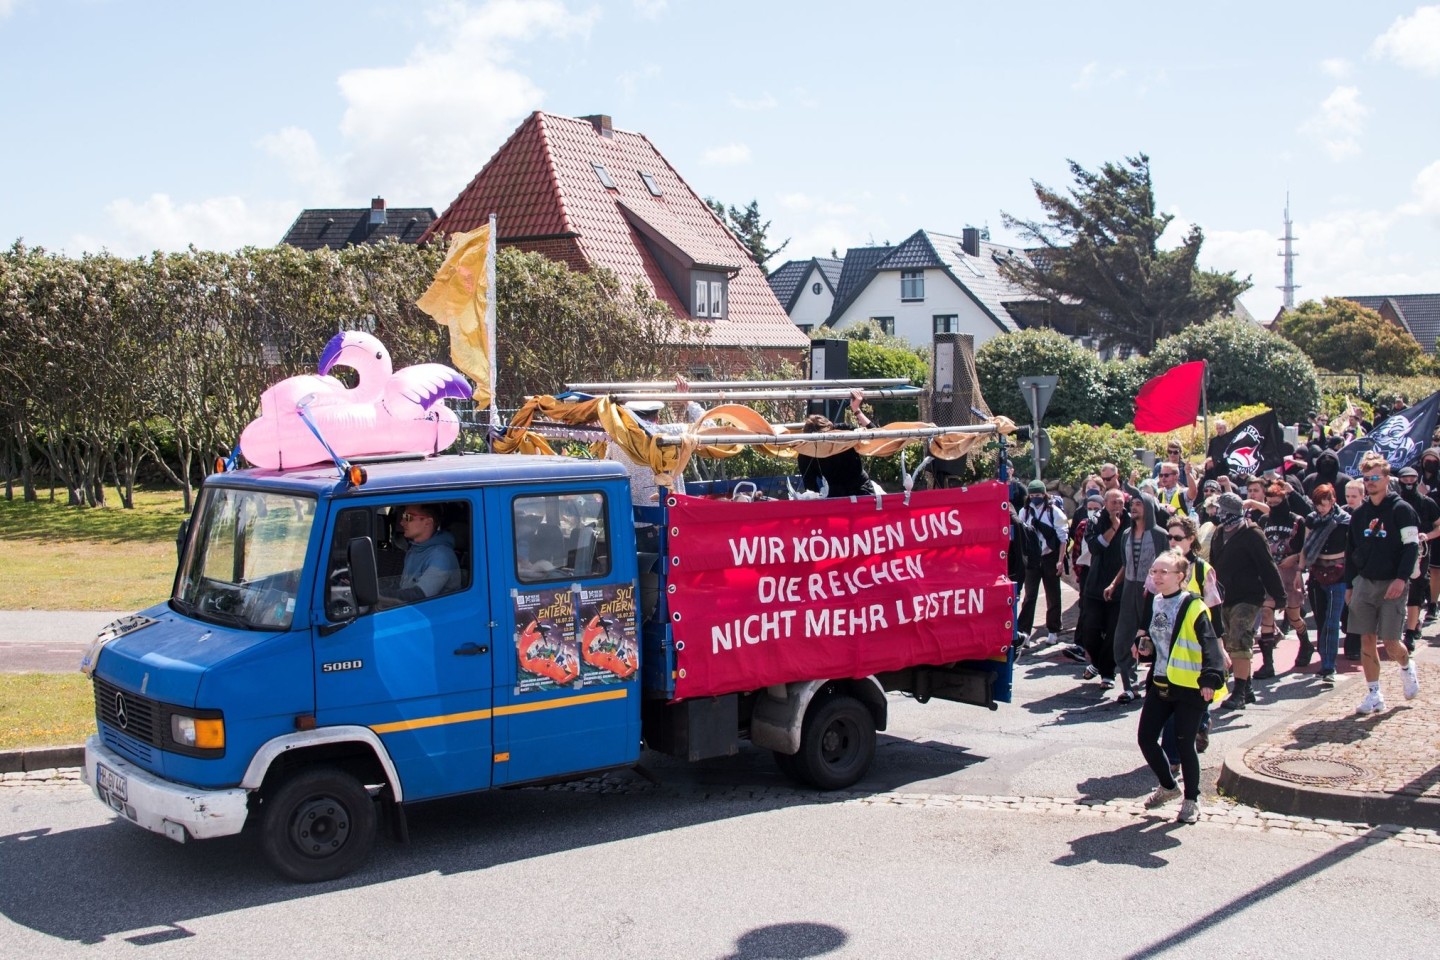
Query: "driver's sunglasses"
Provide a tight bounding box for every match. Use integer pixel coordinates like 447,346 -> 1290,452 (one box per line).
400,512 -> 430,522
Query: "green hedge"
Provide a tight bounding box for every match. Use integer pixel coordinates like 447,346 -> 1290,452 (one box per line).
1147,318 -> 1320,422
976,329 -> 1105,426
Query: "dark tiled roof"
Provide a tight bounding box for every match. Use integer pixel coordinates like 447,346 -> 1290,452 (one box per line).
815,257 -> 843,290
424,112 -> 806,349
1342,294 -> 1440,353
824,245 -> 895,324
281,207 -> 436,250
767,260 -> 809,310
279,207 -> 432,250
924,231 -> 1035,333
875,231 -> 943,271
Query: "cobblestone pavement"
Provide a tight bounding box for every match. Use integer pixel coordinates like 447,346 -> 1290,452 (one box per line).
1241,658 -> 1440,800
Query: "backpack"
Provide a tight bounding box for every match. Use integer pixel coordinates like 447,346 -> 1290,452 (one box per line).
1015,518 -> 1044,572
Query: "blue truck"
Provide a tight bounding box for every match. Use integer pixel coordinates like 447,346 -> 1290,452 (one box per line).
81,453 -> 1014,881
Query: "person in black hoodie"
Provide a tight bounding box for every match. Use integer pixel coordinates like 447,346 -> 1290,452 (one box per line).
1105,493 -> 1169,702
1420,446 -> 1440,623
1303,449 -> 1352,499
1393,465 -> 1439,652
1210,492 -> 1287,709
1257,481 -> 1312,676
1347,452 -> 1422,714
1078,489 -> 1130,689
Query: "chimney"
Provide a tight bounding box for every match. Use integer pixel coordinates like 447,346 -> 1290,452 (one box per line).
581,114 -> 614,139
961,226 -> 980,257
370,197 -> 387,226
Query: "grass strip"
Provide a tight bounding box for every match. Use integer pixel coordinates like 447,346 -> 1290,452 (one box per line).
0,673 -> 94,750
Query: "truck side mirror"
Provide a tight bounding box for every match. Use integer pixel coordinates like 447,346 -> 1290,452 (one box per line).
347,536 -> 380,609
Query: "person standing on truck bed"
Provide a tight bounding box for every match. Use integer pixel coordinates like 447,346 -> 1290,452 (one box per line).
799,389 -> 878,498
609,376 -> 705,506
388,503 -> 461,601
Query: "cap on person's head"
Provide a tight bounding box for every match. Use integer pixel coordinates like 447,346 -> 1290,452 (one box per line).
1086,492 -> 1103,506
1399,466 -> 1420,480
1203,479 -> 1220,492
1215,492 -> 1245,522
1027,479 -> 1045,494
624,399 -> 664,416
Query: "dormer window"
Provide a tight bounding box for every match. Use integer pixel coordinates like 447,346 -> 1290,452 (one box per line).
695,279 -> 709,318
639,171 -> 662,196
592,163 -> 617,189
692,272 -> 726,320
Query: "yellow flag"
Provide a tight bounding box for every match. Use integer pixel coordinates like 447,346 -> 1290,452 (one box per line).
417,222 -> 496,409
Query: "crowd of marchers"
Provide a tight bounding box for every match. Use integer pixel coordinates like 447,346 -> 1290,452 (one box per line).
1004,414 -> 1430,825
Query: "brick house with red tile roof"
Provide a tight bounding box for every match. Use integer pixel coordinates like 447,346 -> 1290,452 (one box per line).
423,112 -> 808,374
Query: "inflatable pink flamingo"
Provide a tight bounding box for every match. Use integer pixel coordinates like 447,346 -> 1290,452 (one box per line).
239,331 -> 473,469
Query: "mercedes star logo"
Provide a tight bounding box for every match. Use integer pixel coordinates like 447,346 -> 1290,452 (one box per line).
114,692 -> 129,730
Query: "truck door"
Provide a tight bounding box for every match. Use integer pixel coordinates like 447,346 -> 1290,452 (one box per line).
313,495 -> 492,801
487,484 -> 641,785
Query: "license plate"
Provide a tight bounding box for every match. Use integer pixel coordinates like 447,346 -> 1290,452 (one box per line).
96,763 -> 127,804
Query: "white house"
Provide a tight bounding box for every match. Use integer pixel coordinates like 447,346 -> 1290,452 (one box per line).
765,257 -> 843,333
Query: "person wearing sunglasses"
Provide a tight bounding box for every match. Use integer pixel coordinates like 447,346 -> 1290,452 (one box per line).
1131,550 -> 1226,825
1346,452 -> 1422,714
389,503 -> 461,602
1256,481 -> 1313,678
1158,516 -> 1224,765
1301,483 -> 1351,684
1392,466 -> 1439,654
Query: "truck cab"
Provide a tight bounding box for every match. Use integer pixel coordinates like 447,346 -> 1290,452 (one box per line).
84,454 -> 642,881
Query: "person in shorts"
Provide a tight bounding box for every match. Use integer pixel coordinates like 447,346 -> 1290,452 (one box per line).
1208,493 -> 1286,710
1346,453 -> 1422,714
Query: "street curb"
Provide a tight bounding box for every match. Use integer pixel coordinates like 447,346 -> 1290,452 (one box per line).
1218,677 -> 1440,831
0,744 -> 84,775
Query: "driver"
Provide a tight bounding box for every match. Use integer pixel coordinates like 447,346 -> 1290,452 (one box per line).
389,503 -> 461,601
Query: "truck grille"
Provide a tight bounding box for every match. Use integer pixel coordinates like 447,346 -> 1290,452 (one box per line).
94,677 -> 164,752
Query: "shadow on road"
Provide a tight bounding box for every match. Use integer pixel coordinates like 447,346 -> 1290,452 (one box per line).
1052,818 -> 1185,868
719,921 -> 848,959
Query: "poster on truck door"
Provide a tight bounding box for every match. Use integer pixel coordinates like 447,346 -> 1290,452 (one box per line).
578,583 -> 638,685
513,587 -> 579,693
665,481 -> 1012,700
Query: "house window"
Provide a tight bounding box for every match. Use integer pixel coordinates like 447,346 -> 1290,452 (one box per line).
933,315 -> 958,334
592,163 -> 617,189
871,316 -> 895,336
797,323 -> 813,335
688,365 -> 713,380
811,282 -> 822,295
639,171 -> 662,196
901,270 -> 924,301
709,281 -> 724,319
694,279 -> 709,318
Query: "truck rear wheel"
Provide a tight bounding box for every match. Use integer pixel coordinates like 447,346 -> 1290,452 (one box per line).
259,766 -> 376,883
794,694 -> 876,790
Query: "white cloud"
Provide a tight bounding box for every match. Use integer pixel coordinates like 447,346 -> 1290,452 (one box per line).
632,0 -> 666,18
701,143 -> 751,166
0,0 -> 22,19
617,64 -> 661,97
1299,85 -> 1369,161
729,93 -> 778,111
1399,158 -> 1440,217
1071,61 -> 1127,91
1320,57 -> 1352,79
257,126 -> 344,203
1371,5 -> 1440,76
777,192 -> 857,217
69,194 -> 297,256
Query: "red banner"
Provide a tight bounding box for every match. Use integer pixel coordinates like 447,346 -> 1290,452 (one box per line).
667,481 -> 1013,700
1133,360 -> 1205,433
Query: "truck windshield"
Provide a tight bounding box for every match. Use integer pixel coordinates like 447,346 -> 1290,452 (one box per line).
174,487 -> 317,630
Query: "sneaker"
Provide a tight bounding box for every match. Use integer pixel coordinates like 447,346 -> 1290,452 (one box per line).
1081,665 -> 1100,680
1194,728 -> 1210,754
1356,688 -> 1387,715
1177,799 -> 1200,824
1099,678 -> 1115,690
1062,644 -> 1089,663
1402,662 -> 1420,700
1144,784 -> 1181,808
1320,670 -> 1336,686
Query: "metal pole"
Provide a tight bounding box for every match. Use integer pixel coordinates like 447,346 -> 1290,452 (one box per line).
565,377 -> 911,392
652,423 -> 1000,447
1201,360 -> 1210,444
532,387 -> 925,404
1030,383 -> 1042,483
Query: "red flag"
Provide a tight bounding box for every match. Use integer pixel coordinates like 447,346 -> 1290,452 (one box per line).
1133,361 -> 1205,433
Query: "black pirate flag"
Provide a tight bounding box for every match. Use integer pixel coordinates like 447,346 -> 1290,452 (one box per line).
1207,410 -> 1285,479
1337,391 -> 1440,475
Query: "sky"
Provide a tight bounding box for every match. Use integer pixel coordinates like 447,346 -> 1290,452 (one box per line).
2,0 -> 1438,324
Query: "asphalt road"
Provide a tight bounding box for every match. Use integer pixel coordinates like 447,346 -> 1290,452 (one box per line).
2,778 -> 1437,959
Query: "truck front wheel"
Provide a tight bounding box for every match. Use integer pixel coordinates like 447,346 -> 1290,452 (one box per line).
259,766 -> 377,883
795,694 -> 876,790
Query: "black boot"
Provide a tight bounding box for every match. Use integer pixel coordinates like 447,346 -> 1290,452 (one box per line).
1294,630 -> 1314,670
1222,678 -> 1248,710
1244,677 -> 1257,704
1405,629 -> 1418,654
1253,636 -> 1277,680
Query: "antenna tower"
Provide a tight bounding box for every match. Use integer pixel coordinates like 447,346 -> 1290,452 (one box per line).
1278,195 -> 1299,311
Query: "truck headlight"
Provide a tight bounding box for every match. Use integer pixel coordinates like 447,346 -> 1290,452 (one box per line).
171,714 -> 225,749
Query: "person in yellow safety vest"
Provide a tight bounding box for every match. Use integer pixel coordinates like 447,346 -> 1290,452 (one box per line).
1131,550 -> 1227,825
1154,460 -> 1192,517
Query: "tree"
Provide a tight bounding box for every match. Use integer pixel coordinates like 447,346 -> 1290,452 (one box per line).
705,198 -> 789,275
1148,318 -> 1320,423
1000,153 -> 1251,354
975,329 -> 1106,426
1277,297 -> 1429,376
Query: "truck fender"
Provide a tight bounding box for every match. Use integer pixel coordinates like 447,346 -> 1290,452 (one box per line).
750,677 -> 887,756
240,726 -> 405,802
